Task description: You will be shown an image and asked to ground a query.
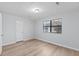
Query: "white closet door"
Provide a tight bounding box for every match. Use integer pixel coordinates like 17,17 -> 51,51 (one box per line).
0,13 -> 2,55
16,21 -> 23,42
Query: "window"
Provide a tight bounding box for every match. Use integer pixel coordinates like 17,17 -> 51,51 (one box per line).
43,19 -> 62,33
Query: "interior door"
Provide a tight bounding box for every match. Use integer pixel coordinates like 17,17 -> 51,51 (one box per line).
0,13 -> 2,55
16,20 -> 23,42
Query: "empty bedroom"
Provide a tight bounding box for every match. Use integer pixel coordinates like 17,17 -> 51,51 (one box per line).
0,2 -> 79,56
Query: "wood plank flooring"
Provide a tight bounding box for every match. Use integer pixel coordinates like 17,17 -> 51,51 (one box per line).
1,39 -> 79,56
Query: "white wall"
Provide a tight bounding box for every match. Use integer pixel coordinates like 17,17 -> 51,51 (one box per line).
2,13 -> 34,46
23,18 -> 34,40
35,10 -> 79,51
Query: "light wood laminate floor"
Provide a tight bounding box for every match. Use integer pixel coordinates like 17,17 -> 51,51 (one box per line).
2,39 -> 79,56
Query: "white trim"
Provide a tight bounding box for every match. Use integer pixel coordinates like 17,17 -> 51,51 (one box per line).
36,38 -> 79,51
23,36 -> 34,41
23,38 -> 33,41
2,41 -> 16,46
2,38 -> 33,46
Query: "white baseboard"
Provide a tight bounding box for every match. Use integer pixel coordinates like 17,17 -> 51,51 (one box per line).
2,37 -> 34,46
36,38 -> 79,52
2,41 -> 16,46
23,37 -> 34,41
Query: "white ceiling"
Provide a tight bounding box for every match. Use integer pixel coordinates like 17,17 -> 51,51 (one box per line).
0,2 -> 79,20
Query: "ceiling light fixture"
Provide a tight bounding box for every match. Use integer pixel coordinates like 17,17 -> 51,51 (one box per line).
33,8 -> 40,13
